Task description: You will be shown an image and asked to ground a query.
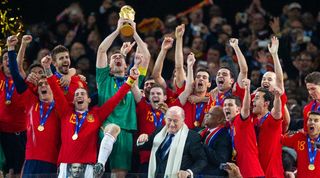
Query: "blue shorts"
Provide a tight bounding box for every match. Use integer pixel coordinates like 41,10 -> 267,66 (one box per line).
22,160 -> 57,178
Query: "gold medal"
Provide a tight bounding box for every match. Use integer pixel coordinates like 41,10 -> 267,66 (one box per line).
5,100 -> 11,105
72,134 -> 78,140
37,125 -> 44,132
194,121 -> 200,127
232,149 -> 237,157
308,164 -> 315,171
231,149 -> 237,161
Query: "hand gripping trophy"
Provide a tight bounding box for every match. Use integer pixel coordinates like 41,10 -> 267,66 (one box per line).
119,5 -> 135,37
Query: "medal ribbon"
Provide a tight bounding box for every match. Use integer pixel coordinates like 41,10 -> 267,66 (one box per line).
39,100 -> 55,126
195,103 -> 205,123
229,123 -> 236,153
151,108 -> 164,128
114,77 -> 127,89
215,90 -> 232,106
311,100 -> 320,112
307,136 -> 320,166
74,111 -> 88,136
5,77 -> 15,102
257,112 -> 270,127
54,72 -> 69,93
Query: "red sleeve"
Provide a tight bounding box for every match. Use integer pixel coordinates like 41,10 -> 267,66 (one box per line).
233,82 -> 245,101
166,87 -> 177,105
175,81 -> 186,95
74,75 -> 88,90
137,97 -> 148,110
168,97 -> 183,108
97,83 -> 131,122
19,88 -> 37,105
26,81 -> 38,95
281,132 -> 300,149
47,76 -> 72,119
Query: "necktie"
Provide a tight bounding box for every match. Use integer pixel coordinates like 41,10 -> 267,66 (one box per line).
159,134 -> 175,160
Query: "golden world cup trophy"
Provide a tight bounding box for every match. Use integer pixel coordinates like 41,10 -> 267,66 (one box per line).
119,5 -> 135,37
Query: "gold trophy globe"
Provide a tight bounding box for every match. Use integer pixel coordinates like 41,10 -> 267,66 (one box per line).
119,5 -> 135,37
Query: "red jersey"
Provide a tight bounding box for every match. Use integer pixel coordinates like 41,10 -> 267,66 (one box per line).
21,88 -> 61,164
232,114 -> 264,177
48,76 -> 131,164
171,95 -> 213,129
214,82 -> 245,107
282,132 -> 320,178
0,72 -> 27,132
136,97 -> 165,163
254,113 -> 284,178
303,100 -> 319,132
166,82 -> 185,105
51,74 -> 87,105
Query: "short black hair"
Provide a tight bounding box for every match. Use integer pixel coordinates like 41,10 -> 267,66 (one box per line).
309,111 -> 320,117
257,87 -> 274,111
224,95 -> 241,107
305,72 -> 320,85
51,45 -> 69,61
196,68 -> 211,79
218,66 -> 235,79
28,63 -> 43,74
150,83 -> 167,95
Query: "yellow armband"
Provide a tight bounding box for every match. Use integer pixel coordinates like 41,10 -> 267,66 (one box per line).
126,76 -> 136,86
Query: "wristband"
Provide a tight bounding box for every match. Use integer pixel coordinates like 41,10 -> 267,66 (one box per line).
138,66 -> 147,76
126,76 -> 136,86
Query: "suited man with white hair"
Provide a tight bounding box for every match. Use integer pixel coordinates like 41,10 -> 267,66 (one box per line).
137,106 -> 207,178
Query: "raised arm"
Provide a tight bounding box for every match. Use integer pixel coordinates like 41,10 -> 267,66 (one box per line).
97,66 -> 140,120
240,79 -> 251,119
129,20 -> 151,71
268,36 -> 284,91
96,18 -> 125,68
178,52 -> 195,105
271,87 -> 282,120
175,24 -> 186,88
229,38 -> 248,88
131,57 -> 143,103
17,35 -> 32,79
7,36 -> 28,94
151,37 -> 174,88
42,55 -> 70,118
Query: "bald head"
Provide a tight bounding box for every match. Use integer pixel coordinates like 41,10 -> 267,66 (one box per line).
261,71 -> 276,89
165,106 -> 185,134
204,106 -> 225,128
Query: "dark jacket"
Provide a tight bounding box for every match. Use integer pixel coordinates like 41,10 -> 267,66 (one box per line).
139,127 -> 207,177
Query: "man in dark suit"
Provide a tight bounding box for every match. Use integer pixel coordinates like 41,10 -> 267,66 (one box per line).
200,106 -> 232,176
137,106 -> 207,178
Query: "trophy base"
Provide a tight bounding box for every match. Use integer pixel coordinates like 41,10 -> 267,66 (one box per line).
120,24 -> 134,37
